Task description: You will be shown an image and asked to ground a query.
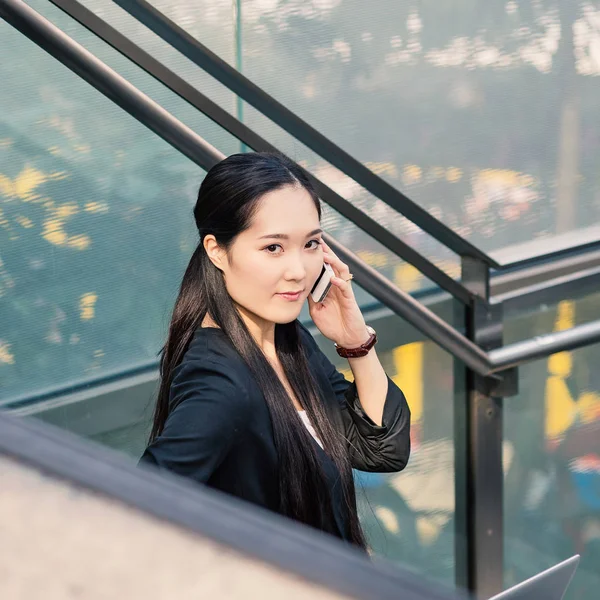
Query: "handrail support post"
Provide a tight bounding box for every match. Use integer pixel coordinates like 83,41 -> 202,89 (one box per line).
455,257 -> 506,598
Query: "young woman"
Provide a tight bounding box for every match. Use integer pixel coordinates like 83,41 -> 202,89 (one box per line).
139,152 -> 411,551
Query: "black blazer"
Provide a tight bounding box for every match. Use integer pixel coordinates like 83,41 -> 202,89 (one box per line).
139,321 -> 411,542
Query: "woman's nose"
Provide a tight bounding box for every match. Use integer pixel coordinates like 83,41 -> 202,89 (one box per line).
284,253 -> 307,281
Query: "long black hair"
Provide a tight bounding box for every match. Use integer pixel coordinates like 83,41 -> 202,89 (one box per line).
149,152 -> 367,549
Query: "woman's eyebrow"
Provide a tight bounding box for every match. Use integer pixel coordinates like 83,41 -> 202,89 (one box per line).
258,228 -> 323,240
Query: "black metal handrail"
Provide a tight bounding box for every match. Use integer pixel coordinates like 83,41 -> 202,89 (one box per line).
110,0 -> 494,267
330,237 -> 600,376
3,0 -> 600,379
44,0 -> 472,305
488,319 -> 600,371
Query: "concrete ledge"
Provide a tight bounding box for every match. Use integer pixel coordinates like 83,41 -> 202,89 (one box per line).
0,454 -> 347,600
0,411 -> 464,600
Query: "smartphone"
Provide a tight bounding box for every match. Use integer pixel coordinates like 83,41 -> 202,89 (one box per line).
310,263 -> 335,303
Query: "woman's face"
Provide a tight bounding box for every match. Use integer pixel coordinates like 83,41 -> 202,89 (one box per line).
212,184 -> 323,327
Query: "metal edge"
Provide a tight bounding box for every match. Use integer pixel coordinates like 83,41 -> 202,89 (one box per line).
0,410 -> 465,600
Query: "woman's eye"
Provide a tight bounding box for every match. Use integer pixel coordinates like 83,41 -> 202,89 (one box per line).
265,244 -> 282,254
306,239 -> 322,250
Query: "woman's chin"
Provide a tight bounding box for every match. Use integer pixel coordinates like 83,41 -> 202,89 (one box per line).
271,305 -> 304,324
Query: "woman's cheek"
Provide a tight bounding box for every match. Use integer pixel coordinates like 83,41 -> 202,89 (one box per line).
247,254 -> 277,288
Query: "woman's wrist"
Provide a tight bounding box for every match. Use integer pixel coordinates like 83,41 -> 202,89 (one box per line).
335,326 -> 372,349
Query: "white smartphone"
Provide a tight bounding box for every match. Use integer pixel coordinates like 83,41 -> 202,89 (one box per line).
310,263 -> 335,303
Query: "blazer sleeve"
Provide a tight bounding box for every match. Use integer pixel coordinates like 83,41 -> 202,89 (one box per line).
299,322 -> 411,473
138,357 -> 250,483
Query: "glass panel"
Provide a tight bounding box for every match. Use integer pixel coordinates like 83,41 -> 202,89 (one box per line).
26,0 -> 240,157
91,0 -> 464,288
504,305 -> 600,599
0,20 -> 204,402
504,289 -> 600,345
238,1 -> 600,261
28,0 -> 464,291
331,315 -> 457,584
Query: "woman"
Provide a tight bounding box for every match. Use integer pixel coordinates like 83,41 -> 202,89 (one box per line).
139,152 -> 410,551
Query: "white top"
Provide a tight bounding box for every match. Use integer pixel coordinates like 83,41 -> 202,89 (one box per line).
297,410 -> 323,449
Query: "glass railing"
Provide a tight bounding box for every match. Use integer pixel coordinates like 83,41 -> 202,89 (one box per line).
3,2 -> 600,598
503,298 -> 600,599
25,0 -> 464,292
83,0 -> 600,267
0,16 -> 208,400
351,332 -> 457,584
0,4 -> 467,403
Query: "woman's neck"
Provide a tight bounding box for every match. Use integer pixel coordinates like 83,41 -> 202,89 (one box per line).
202,310 -> 277,358
235,304 -> 276,353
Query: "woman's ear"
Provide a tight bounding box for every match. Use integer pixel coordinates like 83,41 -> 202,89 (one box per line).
203,234 -> 226,272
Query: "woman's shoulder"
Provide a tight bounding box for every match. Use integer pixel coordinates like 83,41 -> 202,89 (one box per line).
175,322 -> 321,386
169,328 -> 252,410
187,326 -> 244,364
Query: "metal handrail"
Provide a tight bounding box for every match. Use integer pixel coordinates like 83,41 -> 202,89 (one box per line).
111,0 -> 494,266
2,0 -> 600,380
44,0 -> 472,305
330,237 -> 600,376
488,319 -> 600,371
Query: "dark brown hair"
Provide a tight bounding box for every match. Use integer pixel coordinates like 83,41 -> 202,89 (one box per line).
149,152 -> 367,549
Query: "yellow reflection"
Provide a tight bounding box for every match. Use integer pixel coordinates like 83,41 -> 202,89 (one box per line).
79,293 -> 97,321
545,375 -> 576,438
393,342 -> 423,422
0,341 -> 15,365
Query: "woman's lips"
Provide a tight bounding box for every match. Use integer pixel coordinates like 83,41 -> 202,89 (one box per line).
277,291 -> 303,301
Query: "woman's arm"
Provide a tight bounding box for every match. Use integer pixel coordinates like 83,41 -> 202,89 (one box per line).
304,239 -> 409,470
139,358 -> 250,483
299,322 -> 411,473
324,349 -> 411,473
346,343 -> 388,427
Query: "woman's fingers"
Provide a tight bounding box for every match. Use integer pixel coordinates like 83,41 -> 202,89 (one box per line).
322,241 -> 351,279
328,275 -> 355,300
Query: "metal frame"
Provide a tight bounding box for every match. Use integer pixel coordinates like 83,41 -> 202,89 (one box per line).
0,410 -> 465,600
489,225 -> 600,270
490,248 -> 600,302
493,265 -> 600,315
455,261 -> 507,599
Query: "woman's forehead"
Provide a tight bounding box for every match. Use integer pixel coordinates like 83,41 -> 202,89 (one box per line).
248,186 -> 320,235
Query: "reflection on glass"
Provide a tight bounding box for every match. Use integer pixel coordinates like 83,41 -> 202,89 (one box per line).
504,303 -> 600,600
340,339 -> 455,584
0,22 -> 204,401
504,290 -> 600,348
239,1 -> 600,261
